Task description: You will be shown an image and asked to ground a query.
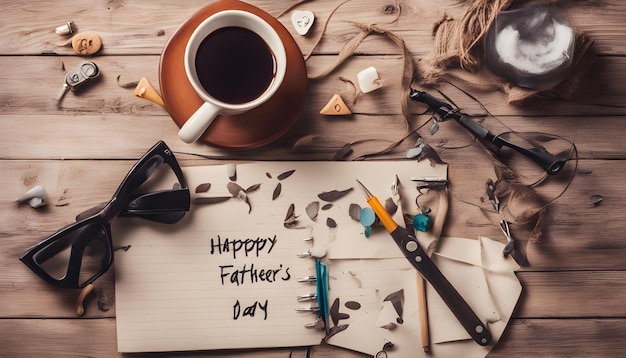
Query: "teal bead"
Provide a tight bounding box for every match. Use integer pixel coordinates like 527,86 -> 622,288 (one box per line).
413,213 -> 430,232
359,207 -> 376,227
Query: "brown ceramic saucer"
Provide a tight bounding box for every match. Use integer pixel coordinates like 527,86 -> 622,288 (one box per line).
159,0 -> 308,149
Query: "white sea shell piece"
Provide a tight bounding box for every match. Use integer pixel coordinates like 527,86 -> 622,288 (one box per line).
28,197 -> 46,208
291,10 -> 315,36
16,185 -> 46,203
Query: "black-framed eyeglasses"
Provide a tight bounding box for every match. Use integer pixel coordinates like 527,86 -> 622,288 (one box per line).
20,141 -> 191,289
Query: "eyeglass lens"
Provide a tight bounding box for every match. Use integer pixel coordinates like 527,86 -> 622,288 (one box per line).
33,221 -> 110,287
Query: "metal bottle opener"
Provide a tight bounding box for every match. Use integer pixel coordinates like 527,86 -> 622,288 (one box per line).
56,61 -> 100,101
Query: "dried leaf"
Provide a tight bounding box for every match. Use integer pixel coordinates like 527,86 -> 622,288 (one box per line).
227,182 -> 251,213
193,196 -> 231,205
245,183 -> 261,193
318,187 -> 353,202
380,322 -> 398,330
285,203 -> 295,221
238,192 -> 251,213
272,182 -> 282,200
589,194 -> 603,207
327,217 -> 337,228
306,201 -> 319,221
324,324 -> 349,342
329,298 -> 350,326
345,301 -> 361,310
349,203 -> 361,221
195,183 -> 211,193
284,203 -> 299,228
383,289 -> 405,324
385,197 -> 398,215
277,169 -> 296,180
227,182 -> 244,197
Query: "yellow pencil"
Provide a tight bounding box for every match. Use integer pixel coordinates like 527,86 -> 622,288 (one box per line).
417,274 -> 430,353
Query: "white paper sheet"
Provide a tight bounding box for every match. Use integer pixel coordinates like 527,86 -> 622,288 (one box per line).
114,160 -> 446,353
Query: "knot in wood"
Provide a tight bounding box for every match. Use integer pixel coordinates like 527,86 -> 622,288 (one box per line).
383,4 -> 398,15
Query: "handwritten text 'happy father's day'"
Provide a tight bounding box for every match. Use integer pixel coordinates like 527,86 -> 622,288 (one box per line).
210,235 -> 292,321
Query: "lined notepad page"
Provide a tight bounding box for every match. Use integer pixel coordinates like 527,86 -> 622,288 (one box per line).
114,161 -> 447,353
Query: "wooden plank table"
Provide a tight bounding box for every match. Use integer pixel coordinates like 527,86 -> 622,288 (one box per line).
1,0 -> 625,356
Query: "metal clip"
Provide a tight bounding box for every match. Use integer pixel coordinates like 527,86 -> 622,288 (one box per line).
295,306 -> 320,312
297,276 -> 317,283
297,293 -> 317,301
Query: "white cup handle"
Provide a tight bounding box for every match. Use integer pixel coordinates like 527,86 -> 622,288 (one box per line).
178,102 -> 220,143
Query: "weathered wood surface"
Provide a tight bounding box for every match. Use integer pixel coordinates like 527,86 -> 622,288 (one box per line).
1,0 -> 625,357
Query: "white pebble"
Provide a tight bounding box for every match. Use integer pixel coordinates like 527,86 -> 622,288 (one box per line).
357,67 -> 383,93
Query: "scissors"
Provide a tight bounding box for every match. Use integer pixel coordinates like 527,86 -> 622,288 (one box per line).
356,179 -> 492,346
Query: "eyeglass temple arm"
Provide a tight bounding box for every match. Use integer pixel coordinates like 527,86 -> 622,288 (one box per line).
409,89 -> 565,175
76,189 -> 190,223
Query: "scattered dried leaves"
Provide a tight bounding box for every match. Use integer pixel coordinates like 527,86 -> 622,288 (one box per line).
345,301 -> 361,310
318,187 -> 353,202
330,298 -> 350,326
306,201 -> 319,221
324,324 -> 349,342
195,183 -> 211,193
284,203 -> 299,228
272,183 -> 282,200
245,183 -> 261,193
277,169 -> 296,180
227,182 -> 251,213
349,203 -> 361,221
385,197 -> 398,215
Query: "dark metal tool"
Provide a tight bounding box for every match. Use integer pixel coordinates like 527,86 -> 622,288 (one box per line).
409,89 -> 565,175
356,179 -> 492,346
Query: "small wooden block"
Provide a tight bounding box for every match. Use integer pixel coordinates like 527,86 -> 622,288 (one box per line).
320,94 -> 352,115
134,77 -> 165,107
71,32 -> 102,55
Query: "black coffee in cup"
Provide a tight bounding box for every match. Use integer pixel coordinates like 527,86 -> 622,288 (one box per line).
194,26 -> 275,105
